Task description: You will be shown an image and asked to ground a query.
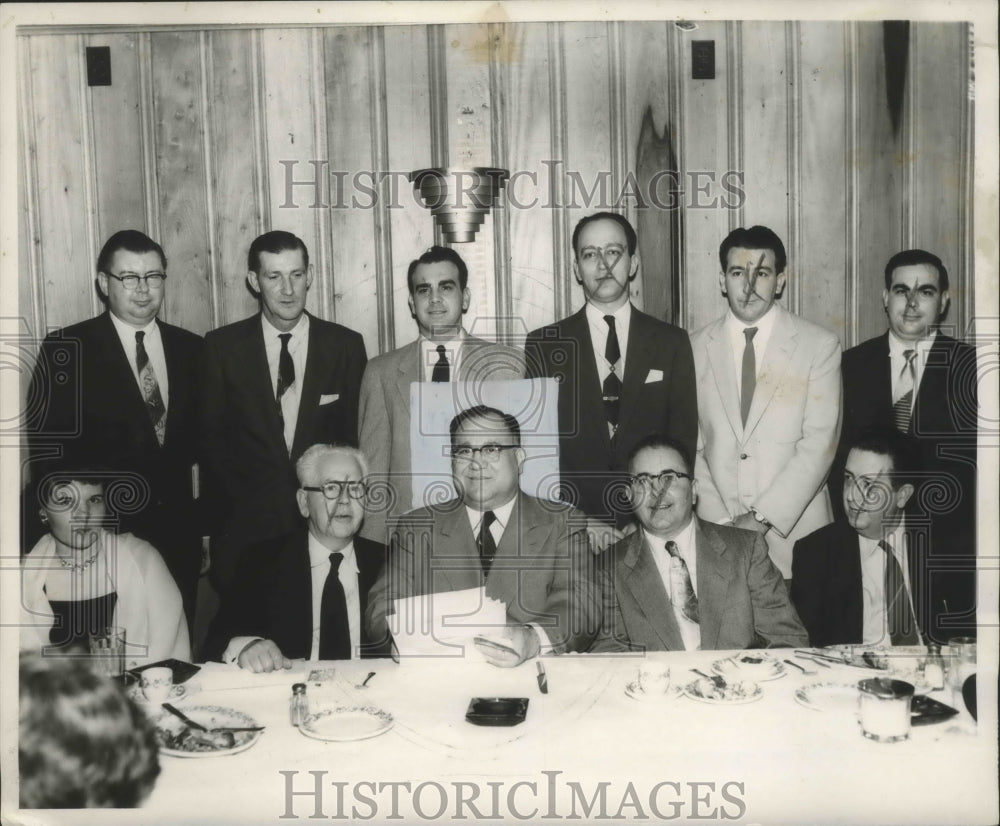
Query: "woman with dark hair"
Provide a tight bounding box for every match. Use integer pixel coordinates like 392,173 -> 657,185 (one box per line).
19,652 -> 161,807
20,467 -> 190,664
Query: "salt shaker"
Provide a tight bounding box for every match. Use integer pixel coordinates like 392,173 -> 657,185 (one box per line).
290,683 -> 309,726
923,643 -> 945,690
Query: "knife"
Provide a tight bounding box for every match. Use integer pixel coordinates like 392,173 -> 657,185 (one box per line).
536,661 -> 548,694
162,702 -> 208,732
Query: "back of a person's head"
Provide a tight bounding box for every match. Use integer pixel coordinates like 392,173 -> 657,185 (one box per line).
19,653 -> 161,808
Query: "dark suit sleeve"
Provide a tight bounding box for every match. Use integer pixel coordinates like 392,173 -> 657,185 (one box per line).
587,548 -> 629,653
337,330 -> 367,448
27,332 -> 80,467
364,515 -> 418,651
746,532 -> 810,648
198,332 -> 232,533
790,535 -> 826,647
523,327 -> 549,380
665,328 -> 698,461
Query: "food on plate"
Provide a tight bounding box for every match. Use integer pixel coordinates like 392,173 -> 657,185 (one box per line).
155,726 -> 237,753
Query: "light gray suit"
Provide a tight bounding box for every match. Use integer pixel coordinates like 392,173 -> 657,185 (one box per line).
691,305 -> 842,577
358,335 -> 523,542
591,518 -> 808,652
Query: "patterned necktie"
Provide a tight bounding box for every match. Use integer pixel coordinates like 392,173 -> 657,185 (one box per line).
276,333 -> 295,401
318,552 -> 351,660
892,349 -> 916,433
135,331 -> 166,445
740,327 -> 758,426
477,510 -> 498,576
879,540 -> 920,645
432,344 -> 450,382
666,540 -> 699,624
602,315 -> 622,430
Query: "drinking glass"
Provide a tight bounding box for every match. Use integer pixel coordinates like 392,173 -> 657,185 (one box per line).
88,626 -> 126,678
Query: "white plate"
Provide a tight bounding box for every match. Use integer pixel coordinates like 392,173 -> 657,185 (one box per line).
299,706 -> 394,742
624,681 -> 683,703
794,682 -> 860,713
712,654 -> 786,681
153,705 -> 262,758
684,679 -> 763,705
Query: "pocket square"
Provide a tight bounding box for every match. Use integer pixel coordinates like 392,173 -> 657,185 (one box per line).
645,369 -> 663,384
319,393 -> 340,405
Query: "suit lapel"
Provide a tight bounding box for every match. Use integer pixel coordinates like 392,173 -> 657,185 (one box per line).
246,318 -> 288,455
436,504 -> 479,592
566,309 -> 612,455
620,532 -> 684,651
98,313 -> 159,445
292,315 -> 325,458
694,520 -> 732,651
705,319 -> 743,438
744,307 -> 796,437
159,322 -> 189,448
393,340 -> 421,411
617,309 -> 651,436
269,532 -> 314,658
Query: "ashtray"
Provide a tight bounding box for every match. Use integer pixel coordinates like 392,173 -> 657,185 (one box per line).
910,694 -> 960,726
465,697 -> 529,727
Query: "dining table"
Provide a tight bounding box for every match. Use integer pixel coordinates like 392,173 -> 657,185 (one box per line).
67,648 -> 1000,824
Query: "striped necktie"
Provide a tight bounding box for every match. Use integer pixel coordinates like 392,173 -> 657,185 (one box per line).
666,540 -> 699,624
892,349 -> 916,433
879,540 -> 920,645
135,331 -> 166,445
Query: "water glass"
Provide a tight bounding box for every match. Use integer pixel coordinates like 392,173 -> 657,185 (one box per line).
88,626 -> 126,678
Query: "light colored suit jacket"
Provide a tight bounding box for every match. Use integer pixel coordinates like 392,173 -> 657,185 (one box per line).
690,305 -> 842,577
365,492 -> 601,654
358,335 -> 523,542
591,518 -> 808,652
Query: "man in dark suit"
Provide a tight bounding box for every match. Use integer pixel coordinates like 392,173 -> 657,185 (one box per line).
200,231 -> 367,600
359,246 -> 522,544
26,230 -> 203,624
592,433 -> 807,653
206,444 -> 387,669
366,405 -> 601,665
833,249 -> 977,571
792,427 -> 976,647
524,212 -> 697,529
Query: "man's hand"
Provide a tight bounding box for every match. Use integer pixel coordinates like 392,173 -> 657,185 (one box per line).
237,639 -> 292,673
732,511 -> 769,535
474,624 -> 541,668
586,518 -> 634,554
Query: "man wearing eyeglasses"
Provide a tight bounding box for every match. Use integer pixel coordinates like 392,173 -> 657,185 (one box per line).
26,229 -> 203,627
358,246 -> 522,545
524,212 -> 697,531
205,444 -> 387,669
366,405 -> 601,665
591,433 -> 807,652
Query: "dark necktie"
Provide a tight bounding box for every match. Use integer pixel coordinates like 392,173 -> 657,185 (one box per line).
879,540 -> 920,645
477,511 -> 498,576
432,344 -> 450,382
603,315 -> 622,430
740,327 -> 758,426
892,349 -> 916,433
318,552 -> 352,660
276,333 -> 295,401
135,331 -> 167,445
666,540 -> 699,624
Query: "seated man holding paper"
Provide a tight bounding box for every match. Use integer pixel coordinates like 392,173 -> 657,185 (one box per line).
204,444 -> 388,670
365,405 -> 601,666
591,433 -> 808,652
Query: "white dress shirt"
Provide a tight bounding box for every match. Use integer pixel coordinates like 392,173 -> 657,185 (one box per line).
261,313 -> 309,453
419,329 -> 466,382
109,312 -> 169,410
858,520 -> 917,646
586,301 -> 632,437
723,304 -> 778,402
644,518 -> 701,651
223,531 -> 362,664
888,329 -> 936,401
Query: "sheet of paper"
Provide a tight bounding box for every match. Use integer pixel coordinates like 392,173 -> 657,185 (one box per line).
389,587 -> 508,660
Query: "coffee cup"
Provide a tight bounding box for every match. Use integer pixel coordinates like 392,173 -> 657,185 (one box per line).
140,666 -> 174,704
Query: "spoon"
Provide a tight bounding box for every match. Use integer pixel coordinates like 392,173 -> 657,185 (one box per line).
692,668 -> 726,688
357,671 -> 376,688
784,658 -> 816,676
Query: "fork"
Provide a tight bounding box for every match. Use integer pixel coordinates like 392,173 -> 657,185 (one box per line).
784,658 -> 817,676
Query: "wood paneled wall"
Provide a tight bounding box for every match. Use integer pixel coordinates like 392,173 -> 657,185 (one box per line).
18,21 -> 974,379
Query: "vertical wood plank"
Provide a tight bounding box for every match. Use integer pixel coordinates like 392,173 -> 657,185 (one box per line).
207,30 -> 262,329
138,33 -> 162,263
854,21 -> 903,344
384,25 -> 433,352
912,23 -> 967,338
676,21 -> 731,335
798,22 -> 849,346
149,31 -> 213,333
547,22 -> 571,322
322,26 -> 379,352
26,35 -> 94,332
442,22 -> 498,339
488,22 -> 513,342
844,22 -> 861,348
505,22 -> 555,341
726,21 -> 745,232
259,29 -> 321,321
369,25 -> 396,353
667,22 -> 687,329
785,21 -> 802,317
86,33 -> 146,246
18,36 -> 44,342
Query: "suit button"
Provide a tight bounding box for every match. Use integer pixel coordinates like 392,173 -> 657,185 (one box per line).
740,453 -> 747,460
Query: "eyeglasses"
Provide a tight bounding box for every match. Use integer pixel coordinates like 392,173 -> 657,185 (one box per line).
301,481 -> 367,500
577,245 -> 625,270
106,271 -> 167,290
628,469 -> 692,492
450,444 -> 517,462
